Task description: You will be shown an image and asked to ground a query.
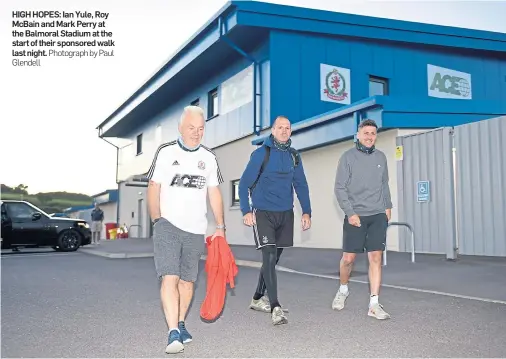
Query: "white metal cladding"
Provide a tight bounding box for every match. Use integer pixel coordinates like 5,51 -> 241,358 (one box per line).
396,116 -> 506,259
396,127 -> 457,258
454,116 -> 506,257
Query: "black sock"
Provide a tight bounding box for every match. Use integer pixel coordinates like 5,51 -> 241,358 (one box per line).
253,292 -> 263,300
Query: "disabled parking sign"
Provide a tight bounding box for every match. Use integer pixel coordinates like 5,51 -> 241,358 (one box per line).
417,181 -> 430,203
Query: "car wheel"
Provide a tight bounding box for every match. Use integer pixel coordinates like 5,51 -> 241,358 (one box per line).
57,230 -> 82,252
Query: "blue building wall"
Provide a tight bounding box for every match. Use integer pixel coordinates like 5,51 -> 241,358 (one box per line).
118,37 -> 270,179
270,30 -> 506,126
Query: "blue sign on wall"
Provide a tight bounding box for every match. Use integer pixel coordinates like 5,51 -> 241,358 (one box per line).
417,181 -> 430,203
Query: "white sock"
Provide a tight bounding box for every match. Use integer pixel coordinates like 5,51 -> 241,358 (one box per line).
339,284 -> 349,294
369,294 -> 379,307
169,328 -> 180,334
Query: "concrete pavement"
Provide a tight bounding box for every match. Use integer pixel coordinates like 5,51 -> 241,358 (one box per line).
78,238 -> 506,303
2,251 -> 506,358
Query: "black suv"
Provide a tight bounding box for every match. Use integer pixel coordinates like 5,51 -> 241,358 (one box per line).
1,200 -> 91,251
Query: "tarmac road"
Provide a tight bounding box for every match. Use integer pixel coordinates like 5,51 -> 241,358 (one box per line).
2,252 -> 506,358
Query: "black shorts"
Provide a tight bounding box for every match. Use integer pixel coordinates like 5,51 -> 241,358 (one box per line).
252,209 -> 294,249
342,213 -> 388,253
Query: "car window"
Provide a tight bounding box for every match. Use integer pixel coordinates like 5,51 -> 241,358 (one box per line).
1,204 -> 8,221
6,203 -> 38,220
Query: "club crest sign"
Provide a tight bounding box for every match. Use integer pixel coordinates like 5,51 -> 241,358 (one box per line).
320,64 -> 351,105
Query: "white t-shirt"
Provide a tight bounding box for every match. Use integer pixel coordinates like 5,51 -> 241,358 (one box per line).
147,140 -> 223,235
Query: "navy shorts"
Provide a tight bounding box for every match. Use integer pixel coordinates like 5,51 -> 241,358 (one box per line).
342,213 -> 388,253
252,209 -> 294,249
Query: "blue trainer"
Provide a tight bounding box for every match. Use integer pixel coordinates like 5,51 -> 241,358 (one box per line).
178,321 -> 193,344
165,329 -> 184,354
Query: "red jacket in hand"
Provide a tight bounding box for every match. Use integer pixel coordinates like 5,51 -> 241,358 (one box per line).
200,235 -> 238,321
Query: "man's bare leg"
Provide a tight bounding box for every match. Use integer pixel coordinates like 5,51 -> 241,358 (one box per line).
178,280 -> 193,322
367,250 -> 390,319
332,253 -> 355,310
161,275 -> 184,353
161,275 -> 180,331
368,250 -> 382,297
340,252 -> 356,285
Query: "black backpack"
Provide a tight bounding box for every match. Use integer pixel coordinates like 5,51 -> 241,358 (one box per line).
249,145 -> 300,192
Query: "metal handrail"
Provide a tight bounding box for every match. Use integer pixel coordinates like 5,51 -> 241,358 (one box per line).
383,221 -> 415,266
128,224 -> 142,238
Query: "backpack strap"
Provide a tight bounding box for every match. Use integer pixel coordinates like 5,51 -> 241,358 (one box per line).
249,146 -> 270,192
289,147 -> 300,167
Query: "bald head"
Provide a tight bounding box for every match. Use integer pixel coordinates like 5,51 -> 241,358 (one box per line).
271,116 -> 291,143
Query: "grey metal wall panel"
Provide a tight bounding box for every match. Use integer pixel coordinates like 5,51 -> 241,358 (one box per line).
397,127 -> 456,256
454,116 -> 506,257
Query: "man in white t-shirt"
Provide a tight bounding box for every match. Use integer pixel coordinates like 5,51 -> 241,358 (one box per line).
146,105 -> 225,354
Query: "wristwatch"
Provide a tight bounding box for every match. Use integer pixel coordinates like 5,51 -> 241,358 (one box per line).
216,224 -> 226,230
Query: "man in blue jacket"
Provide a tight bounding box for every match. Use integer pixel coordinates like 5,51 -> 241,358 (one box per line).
239,115 -> 312,326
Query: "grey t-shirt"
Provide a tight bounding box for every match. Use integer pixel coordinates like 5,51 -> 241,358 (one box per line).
334,146 -> 393,217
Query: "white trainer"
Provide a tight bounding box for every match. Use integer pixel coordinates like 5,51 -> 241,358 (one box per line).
332,290 -> 349,310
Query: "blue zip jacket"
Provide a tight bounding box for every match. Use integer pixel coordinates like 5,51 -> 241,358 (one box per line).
238,135 -> 311,216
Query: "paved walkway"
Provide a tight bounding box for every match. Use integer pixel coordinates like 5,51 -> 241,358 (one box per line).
4,253 -> 506,357
79,238 -> 506,304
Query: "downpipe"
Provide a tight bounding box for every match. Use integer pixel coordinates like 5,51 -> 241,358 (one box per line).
451,128 -> 459,256
218,16 -> 262,135
98,129 -> 120,225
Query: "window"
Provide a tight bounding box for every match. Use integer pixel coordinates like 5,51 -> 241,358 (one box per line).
191,98 -> 199,107
6,202 -> 39,220
369,76 -> 389,96
1,204 -> 8,221
220,65 -> 253,115
231,180 -> 240,207
208,88 -> 218,119
136,133 -> 143,155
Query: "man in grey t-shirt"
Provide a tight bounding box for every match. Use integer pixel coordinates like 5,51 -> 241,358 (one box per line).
332,119 -> 392,320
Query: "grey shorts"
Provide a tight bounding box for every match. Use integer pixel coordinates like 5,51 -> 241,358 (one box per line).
91,221 -> 102,233
152,217 -> 205,282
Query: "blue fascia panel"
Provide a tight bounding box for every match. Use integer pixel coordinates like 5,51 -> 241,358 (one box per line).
251,96 -> 384,146
251,94 -> 506,148
92,190 -> 119,205
63,204 -> 94,213
381,96 -> 506,116
102,28 -> 270,138
290,115 -> 357,152
107,190 -> 119,203
383,113 -> 504,128
236,12 -> 506,53
98,10 -> 239,134
252,115 -> 357,152
233,1 -> 506,43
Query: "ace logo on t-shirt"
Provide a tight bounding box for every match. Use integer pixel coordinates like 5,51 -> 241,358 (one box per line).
170,173 -> 206,189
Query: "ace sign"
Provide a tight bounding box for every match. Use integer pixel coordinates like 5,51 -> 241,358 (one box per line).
427,64 -> 472,100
